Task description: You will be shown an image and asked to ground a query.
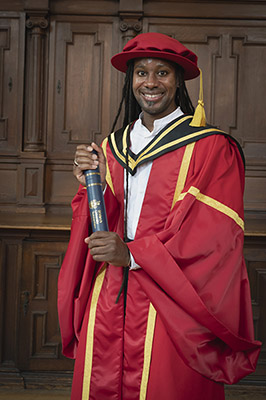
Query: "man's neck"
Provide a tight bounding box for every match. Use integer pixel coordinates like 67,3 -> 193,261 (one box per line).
141,114 -> 156,132
141,107 -> 181,132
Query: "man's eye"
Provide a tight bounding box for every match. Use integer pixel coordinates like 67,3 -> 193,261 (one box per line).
137,71 -> 146,76
158,71 -> 167,77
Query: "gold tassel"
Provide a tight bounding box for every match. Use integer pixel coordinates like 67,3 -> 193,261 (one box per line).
189,68 -> 206,127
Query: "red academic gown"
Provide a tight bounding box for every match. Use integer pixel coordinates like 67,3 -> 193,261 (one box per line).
58,122 -> 261,400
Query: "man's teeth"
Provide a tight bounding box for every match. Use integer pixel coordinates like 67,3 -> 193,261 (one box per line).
143,93 -> 161,99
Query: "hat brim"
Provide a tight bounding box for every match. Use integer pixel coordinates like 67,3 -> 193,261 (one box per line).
111,50 -> 200,80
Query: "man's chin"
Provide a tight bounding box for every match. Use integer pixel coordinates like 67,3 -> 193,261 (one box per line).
142,104 -> 162,115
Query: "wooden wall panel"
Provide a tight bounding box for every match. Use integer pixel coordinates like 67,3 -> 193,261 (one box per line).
245,175 -> 266,212
23,13 -> 49,152
0,238 -> 22,368
0,15 -> 23,154
45,164 -> 79,206
0,14 -> 24,211
18,160 -> 45,207
244,236 -> 266,380
0,236 -> 25,387
47,17 -> 116,157
44,17 -> 119,210
0,164 -> 17,203
18,240 -> 74,371
143,0 -> 266,20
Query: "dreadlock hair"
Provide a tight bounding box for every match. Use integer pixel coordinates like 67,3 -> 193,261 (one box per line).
111,60 -> 195,133
111,61 -> 141,133
174,65 -> 195,115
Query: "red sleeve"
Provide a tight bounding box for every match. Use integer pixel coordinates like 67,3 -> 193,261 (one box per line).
58,183 -> 120,358
128,135 -> 261,384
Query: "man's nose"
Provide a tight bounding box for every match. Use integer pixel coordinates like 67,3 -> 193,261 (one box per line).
144,73 -> 158,87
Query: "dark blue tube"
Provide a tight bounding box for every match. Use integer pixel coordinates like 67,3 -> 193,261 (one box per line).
84,153 -> 109,232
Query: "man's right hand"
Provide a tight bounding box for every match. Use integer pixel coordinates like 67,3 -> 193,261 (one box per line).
73,142 -> 106,188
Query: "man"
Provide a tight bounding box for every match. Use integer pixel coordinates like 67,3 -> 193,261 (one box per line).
58,33 -> 261,400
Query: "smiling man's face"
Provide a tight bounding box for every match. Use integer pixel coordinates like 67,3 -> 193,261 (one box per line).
132,58 -> 179,122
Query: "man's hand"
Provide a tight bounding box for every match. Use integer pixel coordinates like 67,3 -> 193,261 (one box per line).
85,232 -> 130,267
73,142 -> 106,188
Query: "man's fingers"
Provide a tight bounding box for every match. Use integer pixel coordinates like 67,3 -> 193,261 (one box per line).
73,143 -> 106,186
85,232 -> 114,248
84,232 -> 129,267
91,142 -> 102,153
76,144 -> 89,151
74,152 -> 98,169
89,246 -> 108,257
88,238 -> 109,249
89,231 -> 111,240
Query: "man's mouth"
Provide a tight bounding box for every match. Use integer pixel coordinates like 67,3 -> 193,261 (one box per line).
141,92 -> 164,101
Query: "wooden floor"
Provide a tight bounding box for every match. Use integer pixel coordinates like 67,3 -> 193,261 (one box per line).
0,390 -> 70,400
224,385 -> 266,399
0,386 -> 266,400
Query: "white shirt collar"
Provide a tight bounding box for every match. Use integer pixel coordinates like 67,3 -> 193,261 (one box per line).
130,107 -> 184,154
136,107 -> 184,137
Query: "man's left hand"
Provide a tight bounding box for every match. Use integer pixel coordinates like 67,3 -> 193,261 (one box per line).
85,231 -> 130,267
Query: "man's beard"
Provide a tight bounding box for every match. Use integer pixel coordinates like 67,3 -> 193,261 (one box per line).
142,100 -> 168,115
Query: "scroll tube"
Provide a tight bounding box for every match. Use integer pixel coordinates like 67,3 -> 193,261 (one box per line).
84,150 -> 109,232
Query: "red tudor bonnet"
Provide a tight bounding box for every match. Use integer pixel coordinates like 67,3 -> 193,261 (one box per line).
111,32 -> 200,80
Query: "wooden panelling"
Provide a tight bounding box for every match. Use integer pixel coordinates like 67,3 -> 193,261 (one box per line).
45,163 -> 79,206
47,17 -> 117,158
0,164 -> 17,203
18,159 -> 45,207
49,1 -> 118,16
245,174 -> 266,211
0,238 -> 22,368
244,236 -> 266,381
2,0 -> 266,21
143,1 -> 266,20
0,228 -> 74,387
0,14 -> 24,154
0,235 -> 25,387
18,240 -> 74,371
23,13 -> 49,152
0,14 -> 24,211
